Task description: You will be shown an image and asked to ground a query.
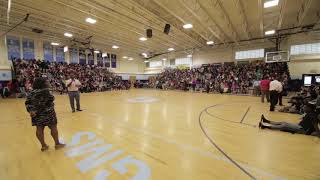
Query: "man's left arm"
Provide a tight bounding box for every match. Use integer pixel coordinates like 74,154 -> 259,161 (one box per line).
76,80 -> 82,87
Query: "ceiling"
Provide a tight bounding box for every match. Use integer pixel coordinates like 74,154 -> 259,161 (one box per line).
0,0 -> 320,59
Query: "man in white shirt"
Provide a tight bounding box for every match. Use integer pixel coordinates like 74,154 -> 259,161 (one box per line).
269,77 -> 283,111
66,75 -> 82,113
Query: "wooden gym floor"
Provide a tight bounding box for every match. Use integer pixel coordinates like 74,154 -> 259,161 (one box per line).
0,89 -> 319,180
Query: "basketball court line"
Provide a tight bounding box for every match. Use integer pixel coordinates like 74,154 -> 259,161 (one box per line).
204,104 -> 257,128
240,106 -> 251,124
199,104 -> 257,180
89,112 -> 286,180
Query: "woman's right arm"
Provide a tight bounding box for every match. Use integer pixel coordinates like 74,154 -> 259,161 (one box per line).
25,95 -> 37,116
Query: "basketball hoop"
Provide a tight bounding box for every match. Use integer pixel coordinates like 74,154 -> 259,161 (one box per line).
265,51 -> 290,63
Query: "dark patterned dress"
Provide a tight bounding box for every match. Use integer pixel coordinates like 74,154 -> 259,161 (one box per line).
25,88 -> 58,126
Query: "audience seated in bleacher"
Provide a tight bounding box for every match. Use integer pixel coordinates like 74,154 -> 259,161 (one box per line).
11,59 -> 130,96
153,61 -> 289,94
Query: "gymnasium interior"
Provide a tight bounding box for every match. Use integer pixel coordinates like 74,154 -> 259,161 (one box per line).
0,0 -> 320,179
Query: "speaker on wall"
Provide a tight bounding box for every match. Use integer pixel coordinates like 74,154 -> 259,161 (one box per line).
146,29 -> 152,38
164,24 -> 170,35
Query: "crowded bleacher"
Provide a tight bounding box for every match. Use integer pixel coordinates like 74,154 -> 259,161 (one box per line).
153,61 -> 290,94
1,59 -> 131,97
1,59 -> 292,98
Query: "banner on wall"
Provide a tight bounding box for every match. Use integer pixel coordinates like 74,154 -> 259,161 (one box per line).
97,53 -> 103,66
104,53 -> 111,68
6,36 -> 21,60
0,70 -> 12,81
43,42 -> 53,62
111,54 -> 117,68
88,49 -> 94,65
79,48 -> 86,64
70,48 -> 78,64
22,38 -> 35,60
56,47 -> 65,63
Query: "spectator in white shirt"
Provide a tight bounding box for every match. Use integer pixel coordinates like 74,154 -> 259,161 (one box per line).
66,75 -> 82,113
269,77 -> 283,111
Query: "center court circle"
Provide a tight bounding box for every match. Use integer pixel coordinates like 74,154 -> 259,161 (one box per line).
127,96 -> 159,103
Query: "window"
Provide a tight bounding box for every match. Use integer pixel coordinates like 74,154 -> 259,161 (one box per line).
149,61 -> 162,67
290,42 -> 320,55
43,42 -> 54,62
6,36 -> 21,60
175,57 -> 192,65
170,59 -> 175,66
56,47 -> 65,62
235,49 -> 265,60
22,38 -> 35,59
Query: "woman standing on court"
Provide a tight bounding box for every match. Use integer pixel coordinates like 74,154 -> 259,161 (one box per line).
25,77 -> 65,151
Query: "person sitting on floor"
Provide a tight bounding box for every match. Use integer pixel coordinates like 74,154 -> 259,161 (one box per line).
259,103 -> 320,136
279,96 -> 304,114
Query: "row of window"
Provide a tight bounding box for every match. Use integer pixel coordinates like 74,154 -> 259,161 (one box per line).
235,42 -> 320,60
6,36 -> 117,68
148,42 -> 320,65
290,42 -> 320,55
148,57 -> 193,68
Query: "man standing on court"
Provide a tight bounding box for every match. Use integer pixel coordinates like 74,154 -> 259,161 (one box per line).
66,75 -> 82,113
269,77 -> 283,111
260,76 -> 270,103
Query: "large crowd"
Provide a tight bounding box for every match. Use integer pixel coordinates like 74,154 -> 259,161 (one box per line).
0,60 -> 291,98
153,61 -> 290,94
1,59 -> 319,137
1,59 -> 130,97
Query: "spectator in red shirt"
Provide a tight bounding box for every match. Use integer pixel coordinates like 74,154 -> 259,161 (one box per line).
260,76 -> 270,103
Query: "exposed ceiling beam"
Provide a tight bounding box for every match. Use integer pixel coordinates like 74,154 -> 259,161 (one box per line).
0,5 -> 161,53
151,0 -> 208,44
52,0 -> 197,53
277,0 -> 287,29
257,0 -> 264,37
123,0 -> 204,48
232,0 -> 251,39
297,0 -> 313,26
210,0 -> 239,43
177,0 -> 226,44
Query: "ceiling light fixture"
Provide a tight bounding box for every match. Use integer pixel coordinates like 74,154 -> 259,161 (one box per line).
264,0 -> 279,8
187,54 -> 192,58
128,57 -> 134,61
51,42 -> 59,46
64,32 -> 73,37
142,53 -> 148,57
206,41 -> 214,45
144,60 -> 149,63
85,17 -> 97,24
183,23 -> 193,29
123,56 -> 128,59
162,58 -> 167,61
168,48 -> 175,51
94,50 -> 100,53
102,53 -> 107,57
265,30 -> 275,35
112,45 -> 119,49
139,37 -> 147,41
64,46 -> 68,52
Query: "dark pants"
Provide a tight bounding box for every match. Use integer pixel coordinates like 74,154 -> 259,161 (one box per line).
192,84 -> 196,91
68,91 -> 80,111
261,90 -> 270,103
0,88 -> 3,98
270,90 -> 279,111
278,92 -> 283,105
